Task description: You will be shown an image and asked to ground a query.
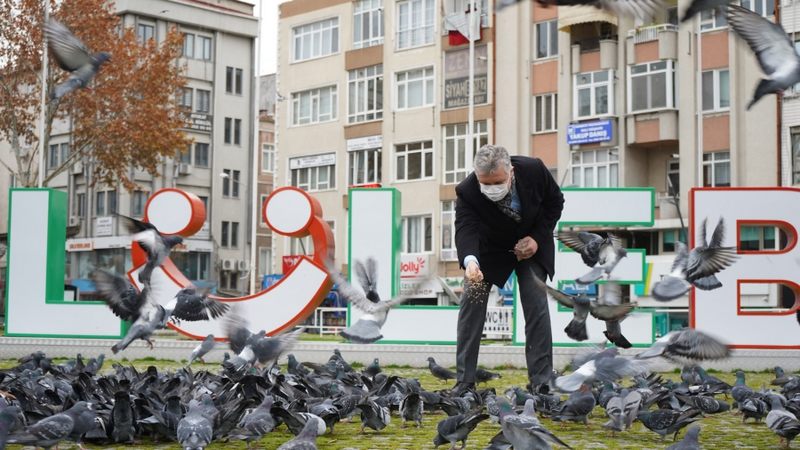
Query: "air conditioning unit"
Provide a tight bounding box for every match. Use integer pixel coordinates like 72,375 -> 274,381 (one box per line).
71,161 -> 83,175
237,260 -> 249,271
177,163 -> 192,176
68,216 -> 81,227
221,259 -> 234,271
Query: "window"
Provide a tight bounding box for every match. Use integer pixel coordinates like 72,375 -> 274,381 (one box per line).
234,119 -> 242,145
702,69 -> 730,112
348,65 -> 383,123
219,271 -> 238,291
702,151 -> 731,187
574,70 -> 613,119
354,0 -> 384,49
396,67 -> 434,110
396,141 -> 434,181
196,89 -> 210,113
791,127 -> 800,184
194,143 -> 209,167
95,190 -> 117,216
396,0 -> 435,50
224,118 -> 232,143
258,247 -> 272,277
198,36 -> 212,61
402,215 -> 433,253
221,169 -> 240,197
570,148 -> 619,187
232,170 -> 241,198
533,94 -> 557,133
348,148 -> 381,185
289,235 -> 312,255
75,193 -> 86,217
629,60 -> 675,112
262,143 -> 275,172
535,20 -> 558,59
182,33 -> 195,58
443,121 -> 488,184
226,67 -> 243,95
700,8 -> 727,31
180,88 -> 193,109
137,23 -> 154,43
172,252 -> 210,281
741,0 -> 774,17
221,221 -> 229,247
231,222 -> 239,247
662,229 -> 688,253
293,18 -> 339,62
132,191 -> 148,217
47,143 -> 69,170
441,200 -> 457,261
290,154 -> 337,191
667,159 -> 680,196
740,225 -> 778,251
291,86 -> 338,125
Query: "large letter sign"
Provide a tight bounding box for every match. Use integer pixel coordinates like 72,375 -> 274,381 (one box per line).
691,188 -> 800,349
4,189 -> 124,337
520,188 -> 656,346
128,187 -> 334,338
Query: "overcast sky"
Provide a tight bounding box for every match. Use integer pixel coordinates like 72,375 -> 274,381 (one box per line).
255,0 -> 286,75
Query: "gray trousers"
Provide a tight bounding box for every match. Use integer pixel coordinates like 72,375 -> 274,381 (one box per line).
456,258 -> 553,385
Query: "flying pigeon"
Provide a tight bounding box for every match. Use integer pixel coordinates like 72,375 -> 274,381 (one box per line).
223,310 -> 304,375
189,335 -> 217,365
652,218 -> 738,301
117,214 -> 184,284
557,231 -> 627,284
163,288 -> 229,327
326,257 -> 410,343
556,347 -> 648,392
496,0 -> 665,22
44,19 -> 111,100
727,5 -> 800,110
636,328 -> 730,363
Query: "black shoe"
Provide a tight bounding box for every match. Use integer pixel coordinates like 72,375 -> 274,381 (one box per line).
450,381 -> 475,396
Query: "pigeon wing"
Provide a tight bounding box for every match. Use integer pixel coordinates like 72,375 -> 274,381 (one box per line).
670,242 -> 690,273
534,276 -> 575,309
590,303 -> 635,321
665,329 -> 731,361
709,217 -> 727,248
172,290 -> 230,321
556,231 -> 602,253
686,246 -> 738,280
728,5 -> 800,79
89,269 -> 146,322
223,310 -> 252,354
328,266 -> 385,314
116,214 -> 157,234
353,259 -> 371,291
29,413 -> 74,440
44,19 -> 92,71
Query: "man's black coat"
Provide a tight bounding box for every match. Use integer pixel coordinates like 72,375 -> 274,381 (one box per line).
455,156 -> 565,287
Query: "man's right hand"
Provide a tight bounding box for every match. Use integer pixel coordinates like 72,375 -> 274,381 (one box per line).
465,260 -> 484,283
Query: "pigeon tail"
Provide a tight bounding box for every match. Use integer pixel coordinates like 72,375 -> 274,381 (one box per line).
652,275 -> 691,302
692,274 -> 722,291
564,319 -> 589,342
340,319 -> 383,344
604,330 -> 632,349
575,266 -> 604,285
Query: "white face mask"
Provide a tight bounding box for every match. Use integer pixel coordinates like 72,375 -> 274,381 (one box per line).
480,179 -> 510,201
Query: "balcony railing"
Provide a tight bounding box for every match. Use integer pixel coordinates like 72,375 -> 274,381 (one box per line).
627,24 -> 678,44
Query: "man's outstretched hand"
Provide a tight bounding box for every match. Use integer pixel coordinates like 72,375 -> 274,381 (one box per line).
465,260 -> 484,283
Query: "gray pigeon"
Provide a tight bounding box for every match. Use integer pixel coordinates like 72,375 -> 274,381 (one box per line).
556,348 -> 647,392
327,257 -> 410,343
433,408 -> 489,449
163,288 -> 229,327
496,398 -> 571,449
189,335 -> 217,364
357,398 -> 390,433
0,405 -> 20,449
652,218 -> 738,301
427,357 -> 457,383
666,424 -> 702,450
223,309 -> 304,374
496,0 -> 665,22
7,401 -> 92,449
636,328 -> 730,363
276,418 -> 318,450
110,391 -> 136,443
475,368 -> 502,384
728,5 -> 800,110
637,408 -> 701,441
117,214 -> 184,284
552,385 -> 596,425
603,394 -> 624,434
399,391 -> 424,428
622,390 -> 643,430
177,402 -> 214,450
44,19 -> 111,100
766,394 -> 800,448
557,231 -> 627,284
229,395 -> 276,448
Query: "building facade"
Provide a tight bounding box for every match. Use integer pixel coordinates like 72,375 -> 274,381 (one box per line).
257,73 -> 277,285
0,0 -> 259,297
276,0 -> 788,319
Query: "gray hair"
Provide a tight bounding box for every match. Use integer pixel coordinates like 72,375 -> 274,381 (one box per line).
473,144 -> 511,175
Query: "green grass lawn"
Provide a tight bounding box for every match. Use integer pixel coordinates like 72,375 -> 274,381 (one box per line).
0,358 -> 783,450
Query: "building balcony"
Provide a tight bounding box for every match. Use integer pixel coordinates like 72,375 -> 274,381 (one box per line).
626,24 -> 678,64
570,39 -> 617,74
626,110 -> 678,146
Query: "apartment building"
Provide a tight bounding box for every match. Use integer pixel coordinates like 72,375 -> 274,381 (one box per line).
257,73 -> 277,284
276,0 -> 784,317
0,0 -> 259,297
